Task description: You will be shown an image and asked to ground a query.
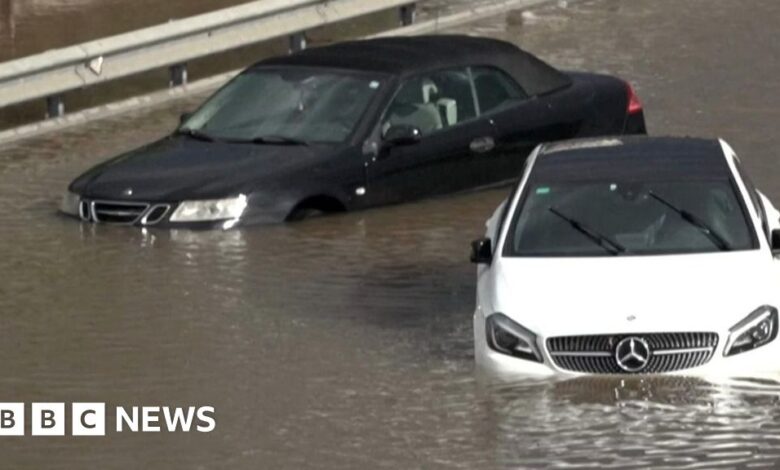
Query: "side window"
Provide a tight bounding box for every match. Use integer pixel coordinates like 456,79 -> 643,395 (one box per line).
471,66 -> 528,115
382,68 -> 477,137
733,157 -> 769,238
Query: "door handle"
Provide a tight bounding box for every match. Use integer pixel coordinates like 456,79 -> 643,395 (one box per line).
470,136 -> 495,154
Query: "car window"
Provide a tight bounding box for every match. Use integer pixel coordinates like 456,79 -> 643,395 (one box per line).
381,68 -> 477,137
182,68 -> 385,144
471,66 -> 528,115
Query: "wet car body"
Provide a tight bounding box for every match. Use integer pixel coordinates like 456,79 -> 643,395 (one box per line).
472,137 -> 780,376
62,35 -> 647,228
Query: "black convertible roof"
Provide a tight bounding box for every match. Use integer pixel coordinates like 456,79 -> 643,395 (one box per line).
253,35 -> 572,96
534,137 -> 730,181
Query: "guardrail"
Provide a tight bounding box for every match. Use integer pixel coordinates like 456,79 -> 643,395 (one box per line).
0,0 -> 416,119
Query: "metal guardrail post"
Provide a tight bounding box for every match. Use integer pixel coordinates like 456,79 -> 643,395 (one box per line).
289,32 -> 308,53
400,3 -> 417,26
46,95 -> 64,119
169,64 -> 188,87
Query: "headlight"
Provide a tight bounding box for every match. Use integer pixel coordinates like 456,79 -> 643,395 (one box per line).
485,313 -> 543,362
170,194 -> 248,222
723,306 -> 778,357
59,190 -> 80,216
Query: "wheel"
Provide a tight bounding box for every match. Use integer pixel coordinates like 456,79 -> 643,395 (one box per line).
288,207 -> 325,222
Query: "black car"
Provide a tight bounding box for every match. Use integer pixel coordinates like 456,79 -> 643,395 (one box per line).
61,35 -> 647,228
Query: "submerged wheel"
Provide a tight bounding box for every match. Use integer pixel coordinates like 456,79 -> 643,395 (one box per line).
287,207 -> 325,222
286,196 -> 345,222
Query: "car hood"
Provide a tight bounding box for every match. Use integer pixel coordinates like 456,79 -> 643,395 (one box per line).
489,251 -> 780,336
71,136 -> 343,201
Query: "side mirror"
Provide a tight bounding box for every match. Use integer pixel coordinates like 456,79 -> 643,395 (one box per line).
470,237 -> 493,264
383,125 -> 422,146
771,229 -> 780,255
179,112 -> 193,125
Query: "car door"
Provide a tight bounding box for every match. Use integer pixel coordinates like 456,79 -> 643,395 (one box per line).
364,67 -> 498,205
469,66 -> 581,185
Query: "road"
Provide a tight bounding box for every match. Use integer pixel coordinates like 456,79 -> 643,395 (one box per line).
1,0 -> 780,468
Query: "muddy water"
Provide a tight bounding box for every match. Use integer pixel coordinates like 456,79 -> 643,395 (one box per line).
2,0 -> 780,468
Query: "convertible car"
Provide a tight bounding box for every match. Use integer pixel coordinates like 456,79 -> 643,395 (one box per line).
472,136 -> 780,376
61,35 -> 646,228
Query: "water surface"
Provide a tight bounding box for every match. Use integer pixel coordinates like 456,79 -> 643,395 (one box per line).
1,0 -> 780,468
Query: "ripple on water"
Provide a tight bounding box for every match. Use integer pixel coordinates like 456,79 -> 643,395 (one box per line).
3,0 -> 780,468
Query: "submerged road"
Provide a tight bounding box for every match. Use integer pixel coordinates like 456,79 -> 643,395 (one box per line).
2,0 -> 780,468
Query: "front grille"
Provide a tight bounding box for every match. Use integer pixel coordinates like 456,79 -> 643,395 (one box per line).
547,332 -> 719,374
79,199 -> 170,225
91,200 -> 150,224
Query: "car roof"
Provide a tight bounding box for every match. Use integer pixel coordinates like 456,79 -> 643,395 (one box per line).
251,35 -> 571,96
533,136 -> 732,182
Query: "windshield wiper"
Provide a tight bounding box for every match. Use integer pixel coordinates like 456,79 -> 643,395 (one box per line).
648,191 -> 731,251
246,135 -> 309,146
175,128 -> 216,142
548,207 -> 627,256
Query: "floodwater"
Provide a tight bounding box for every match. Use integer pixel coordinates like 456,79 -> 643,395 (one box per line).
2,0 -> 780,468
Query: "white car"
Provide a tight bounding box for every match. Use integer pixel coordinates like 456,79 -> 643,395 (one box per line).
472,136 -> 780,376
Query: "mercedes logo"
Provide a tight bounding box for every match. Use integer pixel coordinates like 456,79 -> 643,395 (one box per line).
614,336 -> 651,372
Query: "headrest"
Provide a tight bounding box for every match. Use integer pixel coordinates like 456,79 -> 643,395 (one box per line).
421,79 -> 438,103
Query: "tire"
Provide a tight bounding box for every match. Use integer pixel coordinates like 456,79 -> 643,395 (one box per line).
288,207 -> 325,222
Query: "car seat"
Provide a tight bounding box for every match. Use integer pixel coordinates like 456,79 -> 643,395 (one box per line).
654,190 -> 734,250
383,79 -> 444,135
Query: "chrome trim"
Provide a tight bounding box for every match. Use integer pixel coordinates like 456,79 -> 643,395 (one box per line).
653,347 -> 714,355
552,347 -> 714,357
546,332 -> 719,374
96,209 -> 143,217
140,204 -> 171,225
550,351 -> 612,357
614,336 -> 651,372
84,199 -> 152,225
92,200 -> 150,225
78,201 -> 91,221
89,201 -> 98,222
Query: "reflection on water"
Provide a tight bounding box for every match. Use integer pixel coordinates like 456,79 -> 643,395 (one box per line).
484,376 -> 780,468
2,0 -> 780,468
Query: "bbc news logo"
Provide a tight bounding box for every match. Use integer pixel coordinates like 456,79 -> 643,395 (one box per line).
0,403 -> 216,436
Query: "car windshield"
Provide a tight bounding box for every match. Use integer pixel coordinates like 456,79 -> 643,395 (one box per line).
504,178 -> 757,257
180,68 -> 386,144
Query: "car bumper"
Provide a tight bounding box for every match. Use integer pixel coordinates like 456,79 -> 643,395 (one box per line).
474,308 -> 780,378
59,209 -> 241,230
60,194 -> 290,229
623,110 -> 647,135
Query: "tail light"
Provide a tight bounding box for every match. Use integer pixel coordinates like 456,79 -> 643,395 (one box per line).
626,82 -> 643,115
